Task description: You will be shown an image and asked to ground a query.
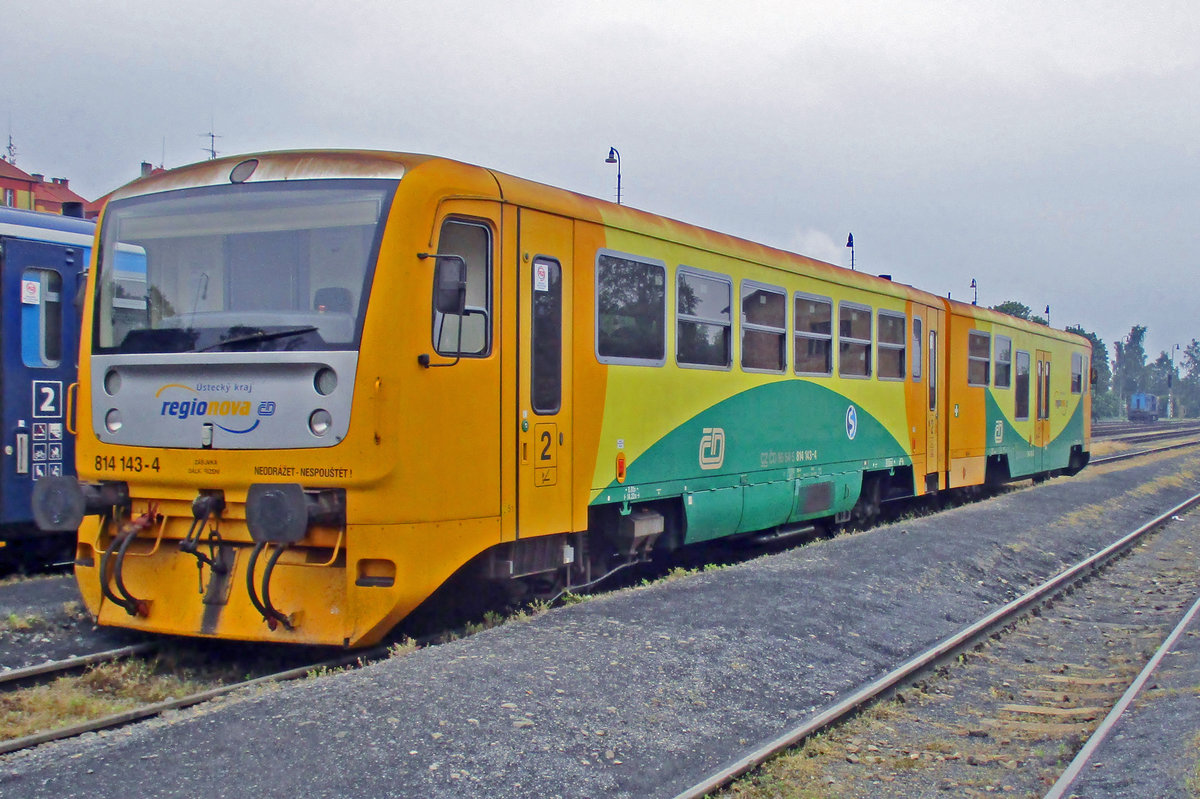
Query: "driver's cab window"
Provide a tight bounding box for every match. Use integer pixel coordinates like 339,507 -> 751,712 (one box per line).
433,218 -> 492,356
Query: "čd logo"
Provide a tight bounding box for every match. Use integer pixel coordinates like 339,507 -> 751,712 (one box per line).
699,427 -> 726,470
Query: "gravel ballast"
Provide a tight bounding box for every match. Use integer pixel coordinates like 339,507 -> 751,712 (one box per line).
1,450 -> 1197,798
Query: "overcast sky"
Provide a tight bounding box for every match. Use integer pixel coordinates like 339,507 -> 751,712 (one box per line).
6,1 -> 1197,362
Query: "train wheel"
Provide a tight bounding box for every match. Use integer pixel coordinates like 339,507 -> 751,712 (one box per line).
851,478 -> 882,528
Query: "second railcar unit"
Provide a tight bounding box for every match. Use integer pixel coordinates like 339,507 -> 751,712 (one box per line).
0,207 -> 92,566
34,151 -> 1092,646
945,300 -> 1090,487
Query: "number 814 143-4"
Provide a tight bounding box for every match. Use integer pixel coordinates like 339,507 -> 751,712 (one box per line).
95,455 -> 161,473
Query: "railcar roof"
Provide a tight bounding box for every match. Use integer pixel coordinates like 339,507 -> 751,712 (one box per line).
107,150 -> 1081,328
0,206 -> 95,248
945,296 -> 1090,347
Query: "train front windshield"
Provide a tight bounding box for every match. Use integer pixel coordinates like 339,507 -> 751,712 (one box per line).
94,180 -> 394,354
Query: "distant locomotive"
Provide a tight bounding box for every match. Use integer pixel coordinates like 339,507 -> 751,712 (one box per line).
1127,392 -> 1160,422
0,207 -> 92,568
34,151 -> 1092,646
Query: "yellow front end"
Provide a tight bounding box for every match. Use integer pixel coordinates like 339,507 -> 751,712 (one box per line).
70,151 -> 515,647
73,495 -> 499,646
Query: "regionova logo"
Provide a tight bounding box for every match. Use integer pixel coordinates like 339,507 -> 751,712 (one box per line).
155,383 -> 274,434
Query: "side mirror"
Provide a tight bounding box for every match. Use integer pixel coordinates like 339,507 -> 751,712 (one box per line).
434,256 -> 467,316
1089,367 -> 1097,386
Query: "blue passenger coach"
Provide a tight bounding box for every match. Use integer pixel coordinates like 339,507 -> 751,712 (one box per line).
0,207 -> 93,565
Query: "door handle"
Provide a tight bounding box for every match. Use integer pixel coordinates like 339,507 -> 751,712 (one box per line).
15,431 -> 29,475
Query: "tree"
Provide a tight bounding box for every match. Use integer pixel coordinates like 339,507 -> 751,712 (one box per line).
1146,351 -> 1178,397
1067,324 -> 1120,419
992,300 -> 1032,319
1112,325 -> 1149,404
1175,339 -> 1200,417
1065,325 -> 1110,394
990,300 -> 1047,325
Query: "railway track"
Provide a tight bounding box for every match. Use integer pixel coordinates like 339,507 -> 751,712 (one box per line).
0,644 -> 380,756
3,439 -> 1196,773
1042,586 -> 1200,797
1,441 -> 1196,797
1091,434 -> 1200,465
1093,419 -> 1200,441
677,490 -> 1200,798
0,643 -> 158,692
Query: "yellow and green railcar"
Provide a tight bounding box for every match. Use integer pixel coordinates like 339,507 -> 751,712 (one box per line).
944,300 -> 1090,487
32,151 -> 1090,646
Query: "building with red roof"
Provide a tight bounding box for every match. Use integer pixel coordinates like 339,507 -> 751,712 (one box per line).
0,157 -> 37,210
0,157 -> 90,216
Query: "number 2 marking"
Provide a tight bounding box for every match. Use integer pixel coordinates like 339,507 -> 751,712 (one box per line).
31,381 -> 62,419
539,430 -> 552,461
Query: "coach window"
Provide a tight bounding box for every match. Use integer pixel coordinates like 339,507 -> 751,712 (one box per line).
531,257 -> 562,414
928,331 -> 938,410
994,335 -> 1012,389
596,251 -> 666,365
838,302 -> 872,378
967,331 -> 991,386
1015,350 -> 1031,419
794,294 -> 833,376
912,318 -> 923,381
1040,361 -> 1052,420
433,218 -> 491,357
1071,352 -> 1084,394
676,267 -> 731,369
877,311 -> 906,380
741,281 -> 786,372
21,268 -> 63,368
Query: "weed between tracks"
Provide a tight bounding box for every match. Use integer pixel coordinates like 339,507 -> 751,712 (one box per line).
1187,730 -> 1200,795
0,657 -> 218,741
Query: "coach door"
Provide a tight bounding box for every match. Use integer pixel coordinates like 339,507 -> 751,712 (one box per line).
925,309 -> 945,490
1034,350 -> 1051,466
516,209 -> 574,539
0,239 -> 80,527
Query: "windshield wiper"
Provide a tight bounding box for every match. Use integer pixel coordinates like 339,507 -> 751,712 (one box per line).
198,325 -> 319,353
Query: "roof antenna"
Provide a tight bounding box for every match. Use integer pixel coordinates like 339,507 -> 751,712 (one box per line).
200,117 -> 221,160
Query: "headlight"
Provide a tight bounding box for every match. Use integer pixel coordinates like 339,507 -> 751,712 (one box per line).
309,409 -> 332,437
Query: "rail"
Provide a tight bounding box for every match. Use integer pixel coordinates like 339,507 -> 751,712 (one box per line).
670,490 -> 1200,799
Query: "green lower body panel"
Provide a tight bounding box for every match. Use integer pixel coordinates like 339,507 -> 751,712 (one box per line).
682,472 -> 862,544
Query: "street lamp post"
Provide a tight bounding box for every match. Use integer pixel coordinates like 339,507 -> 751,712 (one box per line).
605,147 -> 622,205
1169,343 -> 1180,418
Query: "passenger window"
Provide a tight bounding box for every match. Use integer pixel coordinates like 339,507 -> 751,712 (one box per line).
1071,352 -> 1084,394
676,268 -> 731,369
531,258 -> 562,414
877,312 -> 906,380
967,331 -> 991,386
432,219 -> 491,357
838,302 -> 872,378
595,251 -> 666,364
1040,361 -> 1052,419
21,268 -> 63,368
741,282 -> 786,372
794,294 -> 832,376
994,335 -> 1012,389
928,330 -> 937,410
912,318 -> 923,381
1015,351 -> 1031,419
